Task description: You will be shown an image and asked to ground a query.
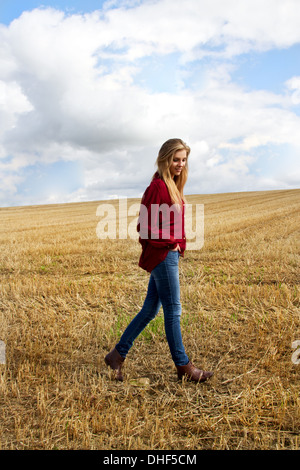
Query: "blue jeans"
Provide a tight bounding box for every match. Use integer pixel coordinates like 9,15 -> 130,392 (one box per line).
115,250 -> 189,366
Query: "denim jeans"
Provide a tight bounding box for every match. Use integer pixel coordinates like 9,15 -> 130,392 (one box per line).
115,250 -> 189,366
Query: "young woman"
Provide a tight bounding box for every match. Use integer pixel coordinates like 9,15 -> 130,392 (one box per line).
105,138 -> 213,383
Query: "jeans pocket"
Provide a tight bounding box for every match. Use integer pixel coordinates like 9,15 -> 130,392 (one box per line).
166,250 -> 180,264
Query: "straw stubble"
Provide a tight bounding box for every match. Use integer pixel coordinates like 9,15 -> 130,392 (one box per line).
0,189 -> 299,449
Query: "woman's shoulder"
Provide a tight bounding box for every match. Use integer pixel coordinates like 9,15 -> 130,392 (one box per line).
151,176 -> 166,190
142,174 -> 170,204
148,174 -> 168,194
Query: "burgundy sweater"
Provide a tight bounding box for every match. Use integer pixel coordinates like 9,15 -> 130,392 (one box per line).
137,173 -> 186,273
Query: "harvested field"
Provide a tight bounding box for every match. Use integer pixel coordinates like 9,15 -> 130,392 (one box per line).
0,189 -> 299,450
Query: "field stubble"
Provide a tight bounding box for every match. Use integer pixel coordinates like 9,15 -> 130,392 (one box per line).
0,189 -> 299,450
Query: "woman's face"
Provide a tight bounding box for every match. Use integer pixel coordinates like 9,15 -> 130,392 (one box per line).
170,149 -> 187,178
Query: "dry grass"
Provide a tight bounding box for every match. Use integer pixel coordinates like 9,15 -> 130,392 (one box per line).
0,189 -> 299,450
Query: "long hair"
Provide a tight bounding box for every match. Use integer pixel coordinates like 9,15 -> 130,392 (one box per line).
153,138 -> 190,206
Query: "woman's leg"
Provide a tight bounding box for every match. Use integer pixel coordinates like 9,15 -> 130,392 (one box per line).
151,251 -> 189,366
151,251 -> 213,381
115,274 -> 161,358
106,251 -> 213,382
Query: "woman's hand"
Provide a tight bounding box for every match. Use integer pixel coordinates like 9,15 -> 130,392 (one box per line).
170,243 -> 181,252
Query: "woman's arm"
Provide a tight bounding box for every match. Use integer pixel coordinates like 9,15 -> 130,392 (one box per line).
137,180 -> 181,249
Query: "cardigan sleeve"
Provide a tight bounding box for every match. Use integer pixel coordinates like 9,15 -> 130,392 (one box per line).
137,179 -> 179,249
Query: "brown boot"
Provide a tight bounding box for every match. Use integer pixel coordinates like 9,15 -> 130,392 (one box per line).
176,362 -> 213,383
104,347 -> 125,381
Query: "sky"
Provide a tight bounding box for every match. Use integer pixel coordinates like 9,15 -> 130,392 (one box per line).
0,0 -> 300,207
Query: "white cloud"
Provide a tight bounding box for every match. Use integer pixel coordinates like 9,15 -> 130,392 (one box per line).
0,1 -> 300,206
285,76 -> 300,105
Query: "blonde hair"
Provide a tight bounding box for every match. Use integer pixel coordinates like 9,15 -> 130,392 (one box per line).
153,138 -> 190,206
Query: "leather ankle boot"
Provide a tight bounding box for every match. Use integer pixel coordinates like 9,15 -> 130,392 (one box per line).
176,361 -> 213,383
104,347 -> 125,381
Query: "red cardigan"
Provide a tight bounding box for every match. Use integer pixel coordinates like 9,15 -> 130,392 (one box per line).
137,173 -> 186,273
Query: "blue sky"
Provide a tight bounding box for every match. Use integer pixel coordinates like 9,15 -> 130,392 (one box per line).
0,0 -> 107,24
233,45 -> 300,97
0,0 -> 300,207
